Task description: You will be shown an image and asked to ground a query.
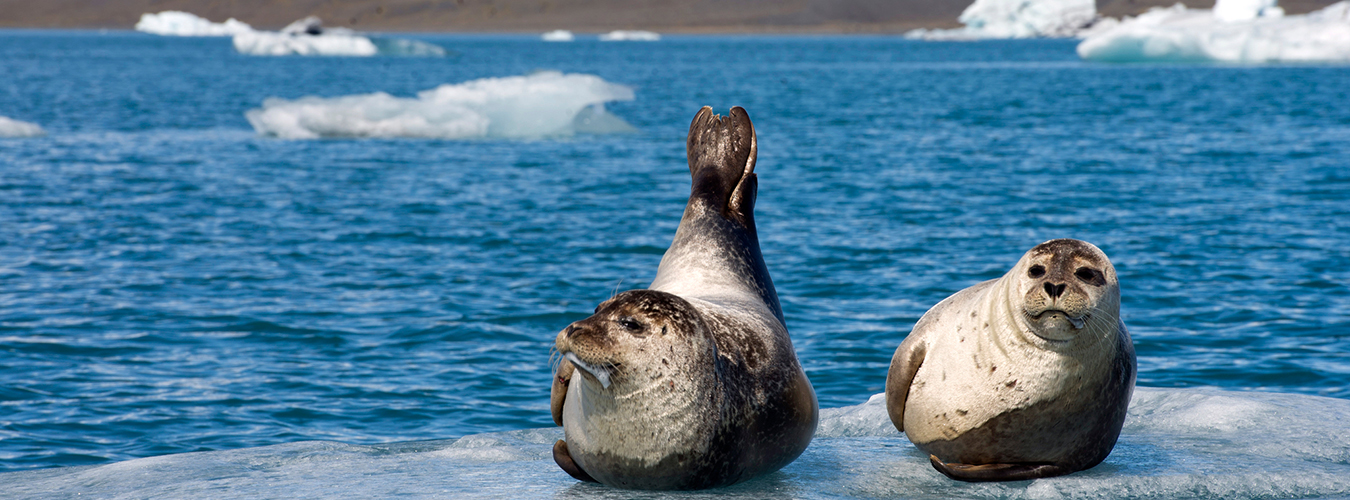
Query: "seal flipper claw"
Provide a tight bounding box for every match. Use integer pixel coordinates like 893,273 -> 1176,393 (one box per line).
929,455 -> 1070,482
554,440 -> 599,483
686,106 -> 757,220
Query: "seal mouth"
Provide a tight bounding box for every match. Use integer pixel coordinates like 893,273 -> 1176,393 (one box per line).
1030,310 -> 1088,330
564,352 -> 616,389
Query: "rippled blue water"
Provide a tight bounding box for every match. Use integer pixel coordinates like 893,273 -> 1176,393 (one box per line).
1,31 -> 1347,474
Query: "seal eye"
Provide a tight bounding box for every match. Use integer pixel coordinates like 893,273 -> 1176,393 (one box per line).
617,316 -> 644,333
1028,265 -> 1046,279
1075,267 -> 1105,286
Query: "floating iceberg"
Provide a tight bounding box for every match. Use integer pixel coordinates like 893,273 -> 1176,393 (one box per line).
245,71 -> 636,140
134,11 -> 253,36
1078,0 -> 1350,62
598,30 -> 661,41
3,388 -> 1348,499
137,11 -> 443,57
907,0 -> 1103,39
541,30 -> 576,42
0,116 -> 45,138
372,38 -> 450,57
232,16 -> 379,56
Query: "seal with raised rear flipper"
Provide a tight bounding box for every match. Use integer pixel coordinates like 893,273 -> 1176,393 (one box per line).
549,106 -> 818,490
886,238 -> 1136,482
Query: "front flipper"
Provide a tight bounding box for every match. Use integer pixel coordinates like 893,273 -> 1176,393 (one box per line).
929,455 -> 1071,482
885,332 -> 926,433
551,359 -> 574,426
553,440 -> 598,483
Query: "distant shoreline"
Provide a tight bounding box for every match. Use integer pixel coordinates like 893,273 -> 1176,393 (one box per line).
0,0 -> 1338,34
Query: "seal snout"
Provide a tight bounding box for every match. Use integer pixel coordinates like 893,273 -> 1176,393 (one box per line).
1043,282 -> 1067,299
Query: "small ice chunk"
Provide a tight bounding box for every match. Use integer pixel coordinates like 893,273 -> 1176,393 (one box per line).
598,30 -> 661,41
135,11 -> 254,36
907,0 -> 1101,39
0,116 -> 45,138
245,71 -> 635,139
541,30 -> 575,42
372,38 -> 448,57
1077,0 -> 1350,62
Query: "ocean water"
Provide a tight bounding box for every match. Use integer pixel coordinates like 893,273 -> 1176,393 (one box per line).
1,31 -> 1348,497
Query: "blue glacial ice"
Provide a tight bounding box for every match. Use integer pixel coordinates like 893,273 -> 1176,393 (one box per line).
4,388 -> 1348,499
906,0 -> 1103,40
1077,0 -> 1350,62
0,116 -> 45,138
245,71 -> 636,140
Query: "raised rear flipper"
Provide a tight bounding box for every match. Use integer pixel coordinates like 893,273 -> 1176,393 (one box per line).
651,106 -> 781,323
686,106 -> 757,224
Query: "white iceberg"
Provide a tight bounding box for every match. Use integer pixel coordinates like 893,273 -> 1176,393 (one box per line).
0,116 -> 45,138
2,388 -> 1349,499
232,16 -> 379,56
134,11 -> 254,36
1077,0 -> 1350,62
136,11 -> 443,57
541,30 -> 576,42
598,30 -> 661,41
245,71 -> 636,140
907,0 -> 1103,39
1214,0 -> 1285,21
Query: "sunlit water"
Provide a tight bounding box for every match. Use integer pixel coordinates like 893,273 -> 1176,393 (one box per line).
1,31 -> 1348,497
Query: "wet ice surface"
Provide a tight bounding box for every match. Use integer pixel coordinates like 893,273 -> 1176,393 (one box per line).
7,388 -> 1348,499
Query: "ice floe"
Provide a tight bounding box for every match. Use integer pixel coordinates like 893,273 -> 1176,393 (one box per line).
2,388 -> 1348,499
906,0 -> 1106,39
136,11 -> 444,57
0,116 -> 45,138
541,30 -> 576,42
599,30 -> 661,41
1078,0 -> 1350,62
134,11 -> 254,36
245,71 -> 636,140
231,16 -> 378,56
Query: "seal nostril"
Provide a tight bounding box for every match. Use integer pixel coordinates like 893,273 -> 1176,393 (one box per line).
1044,282 -> 1066,299
565,325 -> 580,337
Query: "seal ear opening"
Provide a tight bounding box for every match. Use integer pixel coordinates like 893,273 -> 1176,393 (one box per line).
686,106 -> 757,219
